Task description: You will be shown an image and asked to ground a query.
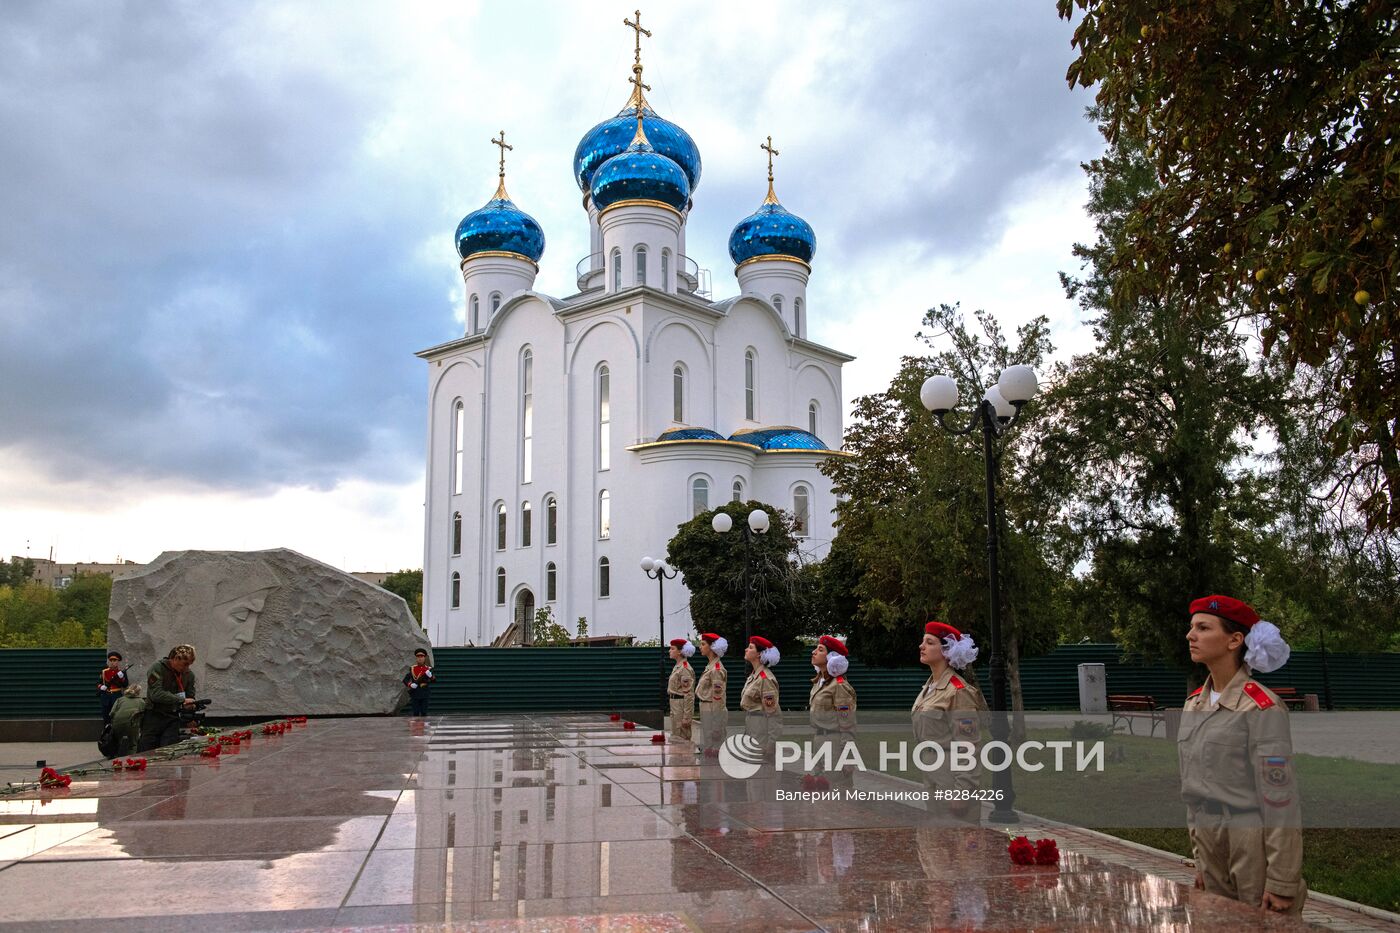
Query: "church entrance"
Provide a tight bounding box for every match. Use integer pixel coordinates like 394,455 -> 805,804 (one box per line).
515,589 -> 536,643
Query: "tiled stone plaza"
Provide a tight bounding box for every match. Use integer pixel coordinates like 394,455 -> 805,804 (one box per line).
0,715 -> 1392,931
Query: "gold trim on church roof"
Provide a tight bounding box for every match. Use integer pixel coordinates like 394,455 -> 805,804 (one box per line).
460,250 -> 539,271
598,198 -> 683,219
735,254 -> 813,272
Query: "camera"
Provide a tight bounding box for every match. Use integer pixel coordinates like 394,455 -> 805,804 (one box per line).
178,698 -> 212,724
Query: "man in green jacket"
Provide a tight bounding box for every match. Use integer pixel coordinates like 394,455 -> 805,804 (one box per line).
140,644 -> 198,751
109,684 -> 147,757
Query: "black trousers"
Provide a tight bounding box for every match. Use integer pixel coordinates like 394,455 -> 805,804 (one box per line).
409,691 -> 430,715
100,691 -> 117,723
138,714 -> 182,752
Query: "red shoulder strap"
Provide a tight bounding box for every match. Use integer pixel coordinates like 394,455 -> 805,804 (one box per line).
835,676 -> 846,684
1242,682 -> 1274,710
949,675 -> 965,689
759,670 -> 768,679
1189,686 -> 1204,698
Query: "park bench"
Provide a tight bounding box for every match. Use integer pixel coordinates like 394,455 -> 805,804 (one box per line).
1108,694 -> 1166,737
1270,687 -> 1310,711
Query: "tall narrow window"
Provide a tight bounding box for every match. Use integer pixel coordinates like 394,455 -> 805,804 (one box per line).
794,297 -> 804,336
450,572 -> 461,609
691,477 -> 709,517
808,400 -> 819,436
470,295 -> 479,334
546,496 -> 558,545
521,348 -> 533,483
598,557 -> 611,598
490,292 -> 502,314
744,350 -> 756,421
496,567 -> 506,605
773,295 -> 783,316
611,249 -> 622,291
635,246 -> 647,286
452,401 -> 465,494
599,489 -> 611,539
451,511 -> 462,556
672,365 -> 684,422
598,364 -> 611,470
521,501 -> 532,547
496,503 -> 507,551
732,480 -> 743,503
546,562 -> 557,601
793,486 -> 810,537
661,249 -> 670,289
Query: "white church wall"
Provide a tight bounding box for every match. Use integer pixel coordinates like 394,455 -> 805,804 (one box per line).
645,315 -> 714,434
735,258 -> 810,335
598,205 -> 682,294
793,360 -> 842,444
460,255 -> 537,334
716,298 -> 793,432
425,353 -> 486,645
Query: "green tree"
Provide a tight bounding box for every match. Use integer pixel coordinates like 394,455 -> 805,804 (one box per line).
529,606 -> 573,646
1059,0 -> 1400,528
666,500 -> 811,656
58,574 -> 112,642
380,569 -> 423,622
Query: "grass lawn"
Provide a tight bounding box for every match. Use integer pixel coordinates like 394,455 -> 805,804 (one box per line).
851,727 -> 1400,913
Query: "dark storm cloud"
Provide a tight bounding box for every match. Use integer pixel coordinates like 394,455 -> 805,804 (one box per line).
0,2 -> 449,491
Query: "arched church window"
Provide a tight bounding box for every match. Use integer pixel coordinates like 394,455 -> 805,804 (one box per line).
732,479 -> 743,503
672,364 -> 685,422
598,364 -> 611,471
794,297 -> 804,336
793,485 -> 811,537
521,501 -> 532,547
661,249 -> 670,290
451,511 -> 462,556
496,503 -> 507,551
546,496 -> 558,545
546,562 -> 557,601
450,572 -> 461,610
521,348 -> 533,483
809,400 -> 820,436
773,295 -> 783,316
452,400 -> 465,495
611,249 -> 622,291
744,349 -> 757,421
470,295 -> 479,333
691,477 -> 709,517
496,567 -> 506,605
490,292 -> 502,314
635,246 -> 647,287
598,489 -> 611,539
598,557 -> 611,598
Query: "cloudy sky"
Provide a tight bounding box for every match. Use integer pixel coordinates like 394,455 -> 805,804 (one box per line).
0,1 -> 1103,571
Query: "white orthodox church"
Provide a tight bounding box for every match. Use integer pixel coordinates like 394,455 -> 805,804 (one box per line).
418,22 -> 853,646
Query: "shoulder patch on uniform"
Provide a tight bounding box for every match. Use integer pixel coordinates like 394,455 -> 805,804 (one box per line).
949,675 -> 965,689
759,670 -> 768,679
1242,682 -> 1274,710
1189,686 -> 1204,698
835,676 -> 846,684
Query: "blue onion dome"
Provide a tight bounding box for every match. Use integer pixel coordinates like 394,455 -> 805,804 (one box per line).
658,427 -> 725,441
728,197 -> 816,267
454,187 -> 546,264
729,426 -> 831,451
575,104 -> 702,197
590,117 -> 691,215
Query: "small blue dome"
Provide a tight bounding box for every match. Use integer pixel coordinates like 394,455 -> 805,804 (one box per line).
591,135 -> 691,214
657,427 -> 725,442
575,104 -> 702,196
728,426 -> 831,451
728,200 -> 816,267
455,194 -> 545,263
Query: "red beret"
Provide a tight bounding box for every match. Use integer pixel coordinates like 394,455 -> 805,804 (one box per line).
818,635 -> 848,656
669,638 -> 689,648
699,632 -> 722,643
924,621 -> 963,641
748,635 -> 774,650
1189,595 -> 1259,628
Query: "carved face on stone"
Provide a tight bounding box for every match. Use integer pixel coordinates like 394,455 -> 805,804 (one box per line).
207,587 -> 275,670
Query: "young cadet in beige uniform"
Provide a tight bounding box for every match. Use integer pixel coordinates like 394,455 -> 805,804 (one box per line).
806,635 -> 857,789
912,621 -> 989,823
739,635 -> 782,756
694,633 -> 729,757
1179,594 -> 1305,915
666,638 -> 696,741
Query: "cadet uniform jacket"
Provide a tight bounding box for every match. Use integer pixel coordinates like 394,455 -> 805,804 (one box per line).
808,675 -> 857,733
696,659 -> 728,710
1178,665 -> 1304,900
667,660 -> 695,700
739,668 -> 781,716
403,665 -> 436,690
912,667 -> 988,792
98,668 -> 128,695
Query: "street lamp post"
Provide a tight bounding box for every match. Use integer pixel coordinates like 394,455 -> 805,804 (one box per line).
640,556 -> 679,720
920,364 -> 1039,824
711,509 -> 769,644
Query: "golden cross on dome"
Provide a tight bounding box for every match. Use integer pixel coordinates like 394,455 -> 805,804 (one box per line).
490,130 -> 513,199
761,135 -> 781,204
624,10 -> 651,67
624,10 -> 653,110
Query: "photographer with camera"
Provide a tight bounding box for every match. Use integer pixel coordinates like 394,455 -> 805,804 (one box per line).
140,644 -> 201,751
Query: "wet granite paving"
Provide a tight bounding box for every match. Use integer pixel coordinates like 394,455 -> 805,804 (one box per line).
0,714 -> 1386,932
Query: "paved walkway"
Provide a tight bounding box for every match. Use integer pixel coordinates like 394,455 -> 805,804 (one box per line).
0,714 -> 1394,931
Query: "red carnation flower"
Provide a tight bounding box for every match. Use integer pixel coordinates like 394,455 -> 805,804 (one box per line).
1034,838 -> 1060,865
126,758 -> 147,771
1007,835 -> 1036,865
112,759 -> 125,771
650,733 -> 665,743
622,721 -> 636,730
609,713 -> 621,721
801,774 -> 817,790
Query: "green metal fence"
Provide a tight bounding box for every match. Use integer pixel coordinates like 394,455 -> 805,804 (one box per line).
1,645 -> 1394,718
